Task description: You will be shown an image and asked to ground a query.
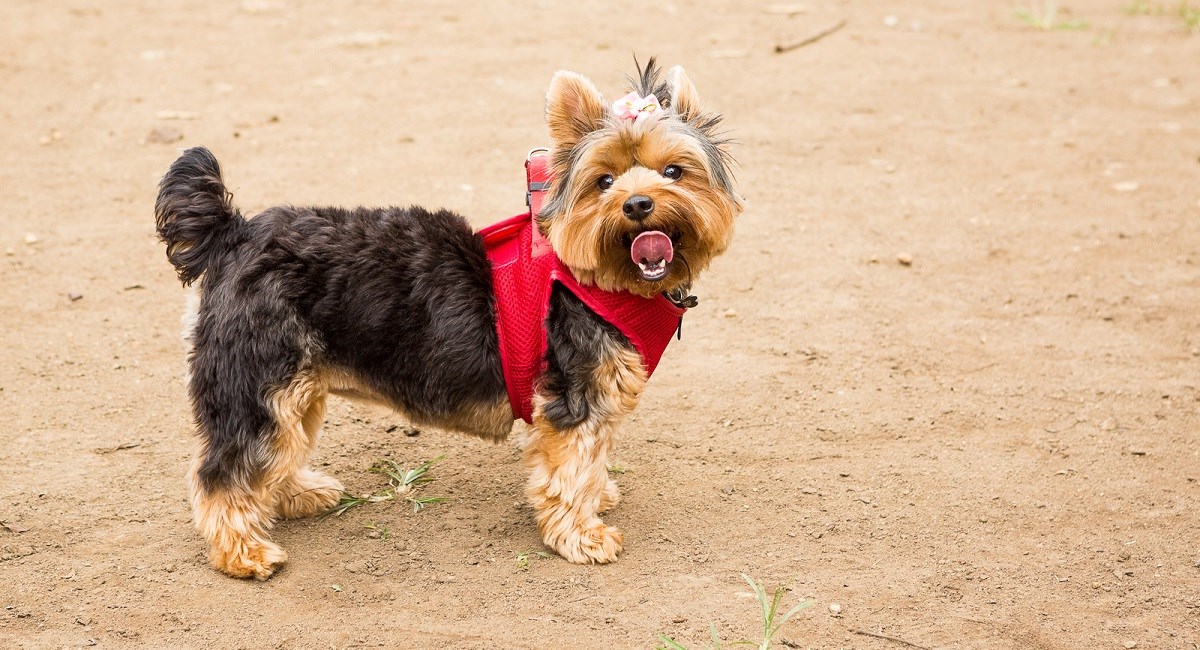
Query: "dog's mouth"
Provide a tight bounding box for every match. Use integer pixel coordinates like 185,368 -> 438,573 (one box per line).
627,230 -> 679,283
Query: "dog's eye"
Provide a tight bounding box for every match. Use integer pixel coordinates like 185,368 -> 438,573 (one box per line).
662,165 -> 683,180
597,174 -> 614,191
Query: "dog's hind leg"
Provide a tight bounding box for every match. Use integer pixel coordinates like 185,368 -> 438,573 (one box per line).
190,367 -> 335,580
271,374 -> 344,520
186,297 -> 329,579
189,428 -> 289,581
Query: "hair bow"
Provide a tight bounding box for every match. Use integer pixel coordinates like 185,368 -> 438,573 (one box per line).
611,91 -> 661,123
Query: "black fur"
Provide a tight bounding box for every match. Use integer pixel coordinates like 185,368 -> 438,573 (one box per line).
155,148 -> 247,285
157,147 -> 629,491
539,286 -> 629,430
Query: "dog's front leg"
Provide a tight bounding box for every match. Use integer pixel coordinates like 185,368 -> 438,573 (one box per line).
523,340 -> 645,564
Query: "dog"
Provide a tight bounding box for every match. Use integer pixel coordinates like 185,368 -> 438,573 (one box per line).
154,59 -> 742,579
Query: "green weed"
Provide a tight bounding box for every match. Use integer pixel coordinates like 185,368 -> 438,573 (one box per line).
1125,0 -> 1158,14
324,456 -> 447,516
516,549 -> 551,571
1015,2 -> 1089,30
656,574 -> 813,650
1180,1 -> 1200,31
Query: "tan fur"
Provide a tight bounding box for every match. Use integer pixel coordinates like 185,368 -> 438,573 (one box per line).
523,340 -> 646,563
665,65 -> 702,122
271,380 -> 342,520
193,364 -> 514,579
545,71 -> 608,150
190,457 -> 286,580
192,367 -> 340,579
545,118 -> 741,298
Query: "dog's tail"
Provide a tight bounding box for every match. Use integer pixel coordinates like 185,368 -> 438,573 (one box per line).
154,147 -> 245,286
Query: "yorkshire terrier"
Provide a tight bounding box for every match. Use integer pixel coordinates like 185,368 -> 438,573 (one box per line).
154,59 -> 743,579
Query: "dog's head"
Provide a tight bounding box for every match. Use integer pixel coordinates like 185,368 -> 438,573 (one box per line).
537,58 -> 743,299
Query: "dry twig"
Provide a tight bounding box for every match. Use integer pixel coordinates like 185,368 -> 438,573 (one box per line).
775,19 -> 847,53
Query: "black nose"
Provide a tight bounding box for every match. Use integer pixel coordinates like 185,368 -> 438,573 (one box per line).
622,194 -> 654,221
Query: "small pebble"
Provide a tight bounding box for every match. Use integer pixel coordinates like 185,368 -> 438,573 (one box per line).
723,308 -> 738,318
68,292 -> 83,301
1113,181 -> 1139,192
1124,641 -> 1138,649
145,127 -> 183,144
896,252 -> 913,266
24,233 -> 38,245
828,602 -> 842,615
882,15 -> 898,27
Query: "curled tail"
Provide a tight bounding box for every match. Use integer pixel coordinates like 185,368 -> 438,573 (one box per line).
155,147 -> 244,285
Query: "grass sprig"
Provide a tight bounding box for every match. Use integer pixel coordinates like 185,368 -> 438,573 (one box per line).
656,574 -> 812,650
1015,2 -> 1089,30
324,455 -> 447,517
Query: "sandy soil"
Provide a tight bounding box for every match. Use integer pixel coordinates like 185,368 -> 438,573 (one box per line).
2,0 -> 1198,648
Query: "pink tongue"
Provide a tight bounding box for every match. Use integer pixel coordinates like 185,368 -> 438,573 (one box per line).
630,231 -> 674,264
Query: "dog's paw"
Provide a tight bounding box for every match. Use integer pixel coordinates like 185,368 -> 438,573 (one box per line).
211,539 -> 288,581
598,478 -> 620,513
276,470 -> 344,519
554,522 -> 624,564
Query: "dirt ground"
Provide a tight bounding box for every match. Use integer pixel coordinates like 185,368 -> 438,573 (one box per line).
2,0 -> 1198,648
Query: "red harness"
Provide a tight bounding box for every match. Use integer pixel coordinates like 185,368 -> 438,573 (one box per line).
480,150 -> 686,423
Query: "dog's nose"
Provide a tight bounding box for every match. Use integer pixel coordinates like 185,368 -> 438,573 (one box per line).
622,194 -> 654,221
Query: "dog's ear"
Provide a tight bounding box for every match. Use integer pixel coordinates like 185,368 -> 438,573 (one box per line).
546,71 -> 607,148
666,65 -> 704,123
